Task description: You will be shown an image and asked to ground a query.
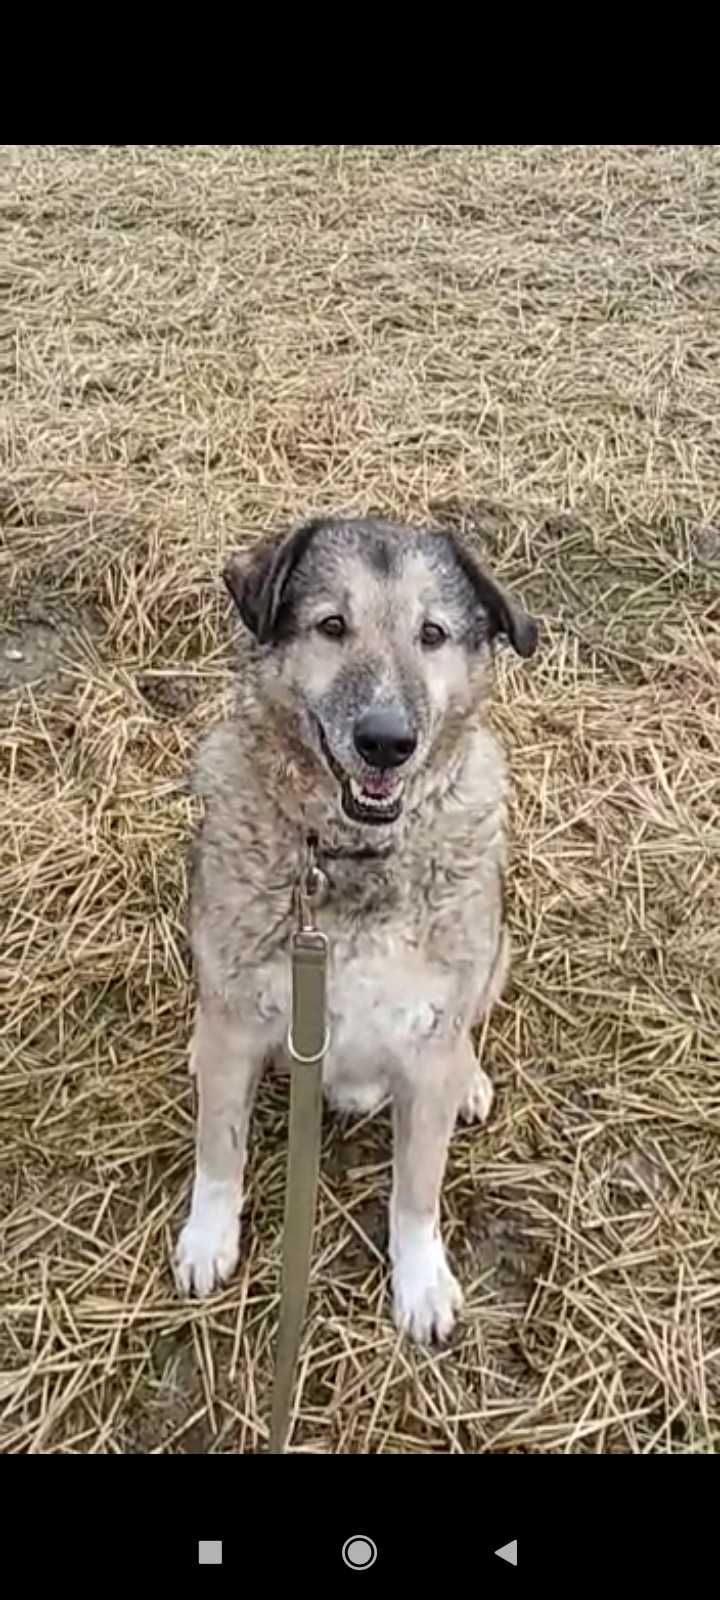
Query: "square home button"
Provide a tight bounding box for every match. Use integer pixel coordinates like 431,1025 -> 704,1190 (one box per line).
198,1542 -> 223,1565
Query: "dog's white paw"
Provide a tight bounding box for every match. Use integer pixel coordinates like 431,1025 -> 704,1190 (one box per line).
458,1063 -> 494,1125
175,1175 -> 240,1298
392,1228 -> 463,1343
176,1217 -> 239,1298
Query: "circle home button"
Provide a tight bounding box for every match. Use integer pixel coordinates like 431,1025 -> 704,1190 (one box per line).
342,1536 -> 378,1570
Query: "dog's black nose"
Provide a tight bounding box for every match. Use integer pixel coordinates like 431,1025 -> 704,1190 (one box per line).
353,709 -> 417,769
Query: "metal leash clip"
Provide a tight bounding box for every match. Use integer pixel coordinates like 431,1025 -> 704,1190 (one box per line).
293,831 -> 325,933
288,832 -> 330,1062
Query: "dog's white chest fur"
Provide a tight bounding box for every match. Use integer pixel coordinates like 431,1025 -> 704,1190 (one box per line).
262,930 -> 455,1112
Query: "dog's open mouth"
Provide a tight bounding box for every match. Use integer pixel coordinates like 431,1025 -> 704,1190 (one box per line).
344,770 -> 403,824
317,725 -> 404,826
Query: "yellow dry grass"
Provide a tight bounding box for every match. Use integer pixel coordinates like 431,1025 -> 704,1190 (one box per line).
1,144 -> 719,1454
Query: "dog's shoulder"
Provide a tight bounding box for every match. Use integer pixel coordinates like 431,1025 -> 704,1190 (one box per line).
427,721 -> 507,831
191,719 -> 273,874
403,725 -> 507,929
456,722 -> 507,805
192,719 -> 252,804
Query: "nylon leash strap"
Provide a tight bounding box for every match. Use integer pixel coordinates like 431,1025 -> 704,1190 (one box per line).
268,837 -> 328,1454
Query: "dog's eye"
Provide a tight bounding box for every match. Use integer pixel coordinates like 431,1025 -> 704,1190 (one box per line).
420,621 -> 447,649
316,615 -> 346,640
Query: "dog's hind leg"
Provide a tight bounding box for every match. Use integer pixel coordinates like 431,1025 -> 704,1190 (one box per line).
390,1036 -> 476,1343
175,1002 -> 265,1298
458,1063 -> 494,1124
458,927 -> 510,1126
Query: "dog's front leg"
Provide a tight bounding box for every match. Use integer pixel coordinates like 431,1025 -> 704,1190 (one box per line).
176,1002 -> 265,1297
390,1036 -> 474,1342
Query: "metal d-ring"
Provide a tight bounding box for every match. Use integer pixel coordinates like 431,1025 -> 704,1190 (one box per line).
286,1024 -> 331,1065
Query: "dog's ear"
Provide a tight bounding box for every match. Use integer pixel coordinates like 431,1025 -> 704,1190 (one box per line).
223,521 -> 320,645
440,530 -> 538,658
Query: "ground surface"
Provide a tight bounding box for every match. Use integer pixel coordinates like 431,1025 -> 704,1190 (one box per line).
1,144 -> 719,1454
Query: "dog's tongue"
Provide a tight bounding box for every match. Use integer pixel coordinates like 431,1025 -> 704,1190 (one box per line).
361,772 -> 398,798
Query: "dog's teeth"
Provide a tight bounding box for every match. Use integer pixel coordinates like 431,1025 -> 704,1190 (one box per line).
349,778 -> 395,810
351,778 -> 383,805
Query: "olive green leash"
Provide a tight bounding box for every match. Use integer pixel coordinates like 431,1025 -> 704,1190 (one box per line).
268,836 -> 329,1454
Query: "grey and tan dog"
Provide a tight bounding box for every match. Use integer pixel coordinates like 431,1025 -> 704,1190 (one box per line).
176,516 -> 537,1341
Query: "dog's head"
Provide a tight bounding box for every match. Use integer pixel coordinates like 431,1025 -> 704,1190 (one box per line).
224,517 -> 537,827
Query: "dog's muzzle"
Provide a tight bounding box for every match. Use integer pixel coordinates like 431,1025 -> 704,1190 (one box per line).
316,723 -> 405,826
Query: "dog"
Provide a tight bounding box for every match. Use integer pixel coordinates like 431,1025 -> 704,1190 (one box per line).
175,516 -> 537,1341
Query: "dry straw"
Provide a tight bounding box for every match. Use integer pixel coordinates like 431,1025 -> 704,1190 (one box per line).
1,145 -> 719,1454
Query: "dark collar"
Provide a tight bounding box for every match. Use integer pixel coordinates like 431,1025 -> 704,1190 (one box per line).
315,840 -> 396,864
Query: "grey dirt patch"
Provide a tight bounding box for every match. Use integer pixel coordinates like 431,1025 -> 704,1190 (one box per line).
468,1206 -> 549,1298
691,524 -> 720,564
0,603 -> 100,692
